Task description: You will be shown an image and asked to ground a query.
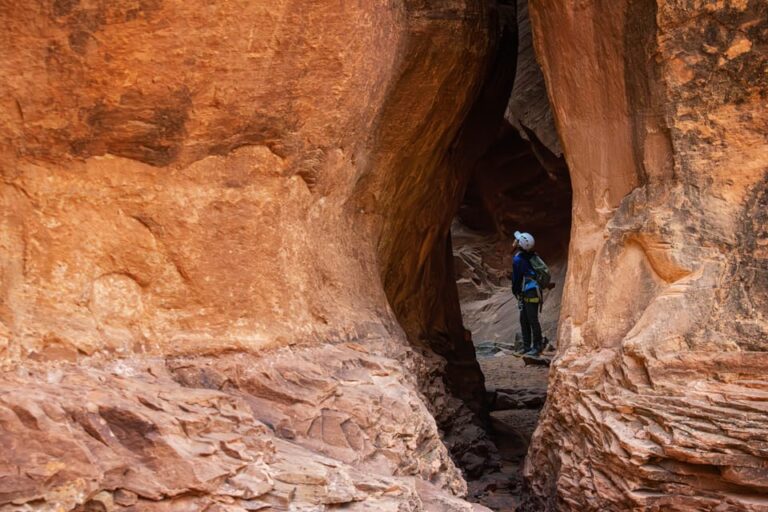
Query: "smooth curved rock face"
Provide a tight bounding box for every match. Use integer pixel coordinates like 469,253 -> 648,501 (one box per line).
1,0 -> 408,358
0,1 -> 488,364
0,1 -> 495,510
504,0 -> 562,157
525,0 -> 768,510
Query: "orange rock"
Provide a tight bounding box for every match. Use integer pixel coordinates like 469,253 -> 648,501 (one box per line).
523,1 -> 768,510
0,1 -> 496,510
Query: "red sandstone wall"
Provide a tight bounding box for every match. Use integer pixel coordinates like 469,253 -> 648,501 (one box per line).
525,1 -> 768,509
0,2 -> 496,510
1,1 -> 410,359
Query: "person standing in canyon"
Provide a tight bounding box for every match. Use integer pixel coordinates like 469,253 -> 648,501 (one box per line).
511,231 -> 548,356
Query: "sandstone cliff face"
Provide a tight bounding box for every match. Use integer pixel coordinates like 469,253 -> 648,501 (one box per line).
4,0 -> 766,509
524,0 -> 768,510
1,0 -> 470,358
0,1 -> 496,510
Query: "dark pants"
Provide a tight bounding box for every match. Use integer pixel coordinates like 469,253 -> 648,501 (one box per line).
520,299 -> 542,353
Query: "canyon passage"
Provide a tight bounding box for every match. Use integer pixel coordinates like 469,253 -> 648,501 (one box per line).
0,1 -> 767,511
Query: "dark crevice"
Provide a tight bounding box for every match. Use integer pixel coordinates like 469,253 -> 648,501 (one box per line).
442,0 -> 573,509
435,0 -> 521,414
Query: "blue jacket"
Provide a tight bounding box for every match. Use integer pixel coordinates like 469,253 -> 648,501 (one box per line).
512,251 -> 538,297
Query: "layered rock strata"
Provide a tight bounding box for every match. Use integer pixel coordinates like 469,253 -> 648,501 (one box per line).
524,1 -> 768,510
1,341 -> 490,511
0,1 -> 499,510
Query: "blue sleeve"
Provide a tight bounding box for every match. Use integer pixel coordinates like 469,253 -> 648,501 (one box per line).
512,254 -> 523,296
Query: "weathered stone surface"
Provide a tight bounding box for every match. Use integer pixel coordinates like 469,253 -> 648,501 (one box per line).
504,0 -> 562,157
524,0 -> 768,510
0,0 -> 489,376
0,1 -> 499,510
492,388 -> 547,411
1,0 -> 406,358
470,353 -> 550,512
5,0 -> 764,510
0,341 -> 493,511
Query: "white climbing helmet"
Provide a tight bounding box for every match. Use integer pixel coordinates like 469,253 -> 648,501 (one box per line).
514,231 -> 535,251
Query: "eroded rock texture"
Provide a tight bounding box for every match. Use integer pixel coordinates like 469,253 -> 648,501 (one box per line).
1,342 -> 492,511
505,0 -> 562,158
0,1 -> 498,510
1,0 -> 477,360
525,1 -> 768,510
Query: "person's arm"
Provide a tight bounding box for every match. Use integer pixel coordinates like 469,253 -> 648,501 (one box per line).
512,255 -> 523,297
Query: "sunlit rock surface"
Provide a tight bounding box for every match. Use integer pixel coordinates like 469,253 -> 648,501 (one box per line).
0,1 -> 496,510
524,1 -> 768,510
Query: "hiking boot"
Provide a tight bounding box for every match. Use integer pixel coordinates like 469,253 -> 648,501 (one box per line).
524,349 -> 539,357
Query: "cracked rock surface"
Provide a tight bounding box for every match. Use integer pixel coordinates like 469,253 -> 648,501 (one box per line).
1,341 -> 491,511
523,1 -> 768,510
0,1 -> 497,510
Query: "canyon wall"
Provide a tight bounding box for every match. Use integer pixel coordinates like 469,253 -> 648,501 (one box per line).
525,0 -> 768,510
3,0 -> 766,510
0,1 -> 497,510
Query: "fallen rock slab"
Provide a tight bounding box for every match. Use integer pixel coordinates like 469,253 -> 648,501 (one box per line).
492,388 -> 547,411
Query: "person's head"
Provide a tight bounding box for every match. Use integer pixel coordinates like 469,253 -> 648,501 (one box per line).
514,231 -> 535,251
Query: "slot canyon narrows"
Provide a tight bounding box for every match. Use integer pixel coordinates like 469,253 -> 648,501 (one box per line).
0,2 -> 766,512
450,2 -> 572,508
